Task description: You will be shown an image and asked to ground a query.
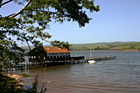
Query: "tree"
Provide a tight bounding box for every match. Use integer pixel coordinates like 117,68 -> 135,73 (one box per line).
0,0 -> 99,68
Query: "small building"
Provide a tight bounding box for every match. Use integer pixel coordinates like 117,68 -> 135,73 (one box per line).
29,47 -> 71,62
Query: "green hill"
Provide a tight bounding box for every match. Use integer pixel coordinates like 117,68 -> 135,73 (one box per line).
70,42 -> 140,51
22,42 -> 140,51
109,42 -> 140,50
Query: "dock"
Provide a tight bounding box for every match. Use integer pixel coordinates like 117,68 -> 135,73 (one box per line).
3,56 -> 116,72
85,56 -> 116,62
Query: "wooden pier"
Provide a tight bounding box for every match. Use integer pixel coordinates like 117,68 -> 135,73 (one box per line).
3,56 -> 116,72
85,56 -> 116,62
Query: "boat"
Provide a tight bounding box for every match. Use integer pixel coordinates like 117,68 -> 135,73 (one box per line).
88,60 -> 96,64
88,47 -> 96,64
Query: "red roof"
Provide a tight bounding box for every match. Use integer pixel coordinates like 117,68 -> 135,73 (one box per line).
43,47 -> 70,54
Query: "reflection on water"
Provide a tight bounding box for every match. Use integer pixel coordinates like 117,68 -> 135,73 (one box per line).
16,51 -> 140,93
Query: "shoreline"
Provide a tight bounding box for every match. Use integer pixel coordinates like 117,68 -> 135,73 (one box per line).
3,73 -> 24,89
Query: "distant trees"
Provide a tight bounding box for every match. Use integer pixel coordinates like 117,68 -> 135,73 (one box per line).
0,0 -> 99,68
95,46 -> 100,50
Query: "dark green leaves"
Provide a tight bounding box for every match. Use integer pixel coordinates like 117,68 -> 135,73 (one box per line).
50,40 -> 71,50
0,0 -> 99,68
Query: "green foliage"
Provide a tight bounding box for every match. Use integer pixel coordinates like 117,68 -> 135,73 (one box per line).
0,73 -> 22,92
0,74 -> 47,93
26,75 -> 47,93
0,0 -> 99,68
50,40 -> 71,50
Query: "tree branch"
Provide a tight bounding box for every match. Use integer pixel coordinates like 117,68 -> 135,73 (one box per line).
0,0 -> 13,8
8,0 -> 32,18
25,40 -> 31,51
18,26 -> 50,44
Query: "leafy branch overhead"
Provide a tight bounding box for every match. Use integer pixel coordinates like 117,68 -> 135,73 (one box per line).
50,40 -> 71,50
0,0 -> 99,66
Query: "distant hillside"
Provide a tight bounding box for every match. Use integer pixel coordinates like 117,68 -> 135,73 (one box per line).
109,42 -> 140,50
70,42 -> 140,51
22,42 -> 140,51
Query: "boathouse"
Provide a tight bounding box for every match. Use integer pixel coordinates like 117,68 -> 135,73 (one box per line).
29,47 -> 71,62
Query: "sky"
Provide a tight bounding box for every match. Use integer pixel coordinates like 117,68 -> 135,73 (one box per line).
0,0 -> 140,45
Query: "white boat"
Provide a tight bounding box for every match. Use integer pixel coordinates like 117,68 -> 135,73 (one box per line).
88,60 -> 96,64
88,47 -> 96,64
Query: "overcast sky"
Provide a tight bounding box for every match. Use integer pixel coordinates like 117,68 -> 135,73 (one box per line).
0,0 -> 140,46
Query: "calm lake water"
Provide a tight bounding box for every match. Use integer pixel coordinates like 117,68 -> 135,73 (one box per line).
16,51 -> 140,93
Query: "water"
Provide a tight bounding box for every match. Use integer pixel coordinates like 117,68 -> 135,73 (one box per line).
16,51 -> 140,93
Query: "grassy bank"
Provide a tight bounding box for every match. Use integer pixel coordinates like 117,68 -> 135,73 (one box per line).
0,73 -> 23,92
0,73 -> 47,93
